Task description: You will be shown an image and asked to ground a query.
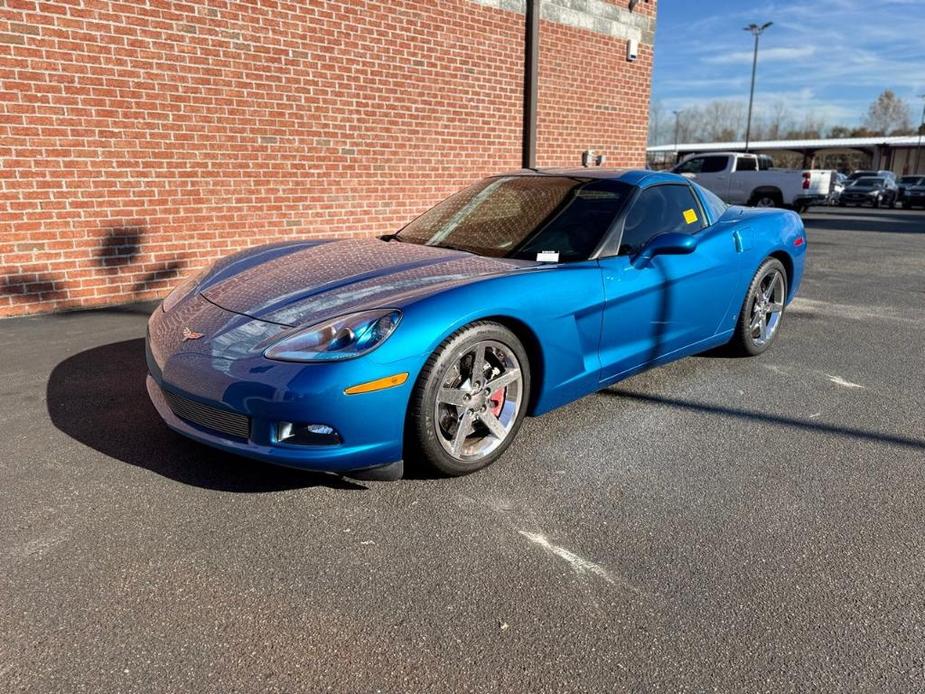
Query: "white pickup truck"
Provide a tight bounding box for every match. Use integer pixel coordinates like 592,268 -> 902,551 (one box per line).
672,152 -> 836,212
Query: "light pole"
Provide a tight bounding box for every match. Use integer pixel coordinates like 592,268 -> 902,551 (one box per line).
915,94 -> 925,175
743,22 -> 772,152
672,109 -> 681,149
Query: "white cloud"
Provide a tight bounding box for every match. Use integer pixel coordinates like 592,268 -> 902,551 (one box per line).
704,46 -> 816,65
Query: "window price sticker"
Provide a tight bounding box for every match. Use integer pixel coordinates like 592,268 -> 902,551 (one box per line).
683,208 -> 698,224
536,250 -> 560,263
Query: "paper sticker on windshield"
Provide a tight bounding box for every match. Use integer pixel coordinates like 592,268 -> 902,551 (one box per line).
683,208 -> 698,224
536,250 -> 560,263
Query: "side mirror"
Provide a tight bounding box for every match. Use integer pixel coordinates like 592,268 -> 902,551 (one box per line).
635,232 -> 698,265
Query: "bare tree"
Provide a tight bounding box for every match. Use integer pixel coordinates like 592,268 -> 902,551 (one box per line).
864,90 -> 913,135
648,98 -> 666,145
701,100 -> 745,141
762,100 -> 794,140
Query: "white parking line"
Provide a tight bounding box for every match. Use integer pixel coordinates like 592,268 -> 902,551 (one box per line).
826,374 -> 865,389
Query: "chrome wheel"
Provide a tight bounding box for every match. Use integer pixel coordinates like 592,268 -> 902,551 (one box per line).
433,339 -> 524,462
754,195 -> 777,208
749,268 -> 785,346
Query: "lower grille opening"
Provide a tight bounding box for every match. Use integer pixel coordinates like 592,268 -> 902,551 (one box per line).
162,388 -> 251,440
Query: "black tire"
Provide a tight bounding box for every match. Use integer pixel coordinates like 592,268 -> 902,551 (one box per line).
406,321 -> 530,476
728,257 -> 788,357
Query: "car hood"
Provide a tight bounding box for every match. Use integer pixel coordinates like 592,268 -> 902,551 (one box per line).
199,238 -> 530,327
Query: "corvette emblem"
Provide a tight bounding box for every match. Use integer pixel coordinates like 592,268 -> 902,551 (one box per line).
181,327 -> 205,341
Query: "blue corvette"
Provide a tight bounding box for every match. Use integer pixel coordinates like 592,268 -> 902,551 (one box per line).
146,169 -> 806,479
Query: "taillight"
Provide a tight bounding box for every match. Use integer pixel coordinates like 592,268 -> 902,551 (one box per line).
794,235 -> 805,247
802,172 -> 811,190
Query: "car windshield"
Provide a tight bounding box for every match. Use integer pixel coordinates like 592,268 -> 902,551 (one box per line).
901,176 -> 924,185
852,177 -> 883,186
396,176 -> 633,261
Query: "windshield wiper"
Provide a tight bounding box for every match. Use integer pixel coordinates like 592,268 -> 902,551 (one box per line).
379,233 -> 403,242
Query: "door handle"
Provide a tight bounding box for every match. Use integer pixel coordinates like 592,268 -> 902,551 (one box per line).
732,227 -> 753,253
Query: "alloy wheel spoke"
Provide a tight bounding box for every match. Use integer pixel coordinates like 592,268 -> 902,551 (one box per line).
758,315 -> 768,341
470,343 -> 487,382
765,274 -> 781,301
478,411 -> 508,440
485,368 -> 521,392
768,301 -> 784,313
437,386 -> 469,408
450,414 -> 473,456
750,312 -> 763,332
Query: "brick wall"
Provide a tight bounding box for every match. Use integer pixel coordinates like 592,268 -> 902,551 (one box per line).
0,0 -> 655,317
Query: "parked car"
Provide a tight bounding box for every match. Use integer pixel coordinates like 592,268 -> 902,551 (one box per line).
146,169 -> 806,479
672,152 -> 836,212
846,169 -> 896,184
838,176 -> 898,207
899,177 -> 925,209
897,175 -> 925,207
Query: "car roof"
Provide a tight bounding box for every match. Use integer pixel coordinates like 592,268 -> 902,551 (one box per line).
495,168 -> 690,189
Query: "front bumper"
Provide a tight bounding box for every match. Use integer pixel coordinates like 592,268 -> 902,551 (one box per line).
145,297 -> 416,474
839,193 -> 879,205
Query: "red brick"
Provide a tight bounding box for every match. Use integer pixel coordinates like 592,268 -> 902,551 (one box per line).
1,0 -> 654,317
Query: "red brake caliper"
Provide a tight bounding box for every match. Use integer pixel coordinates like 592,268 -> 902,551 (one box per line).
488,387 -> 505,417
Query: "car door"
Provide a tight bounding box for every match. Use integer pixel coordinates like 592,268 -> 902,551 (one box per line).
597,183 -> 742,383
726,155 -> 758,204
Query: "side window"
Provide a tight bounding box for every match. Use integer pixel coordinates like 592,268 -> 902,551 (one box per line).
619,185 -> 706,255
675,157 -> 704,174
736,157 -> 757,172
694,183 -> 728,222
700,156 -> 728,173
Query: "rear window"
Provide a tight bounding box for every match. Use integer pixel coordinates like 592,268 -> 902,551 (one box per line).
854,177 -> 883,186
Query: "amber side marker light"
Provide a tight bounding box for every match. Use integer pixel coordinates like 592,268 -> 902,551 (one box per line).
344,372 -> 409,395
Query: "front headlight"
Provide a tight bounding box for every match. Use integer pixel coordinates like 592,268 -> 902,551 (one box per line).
162,267 -> 208,312
264,309 -> 402,362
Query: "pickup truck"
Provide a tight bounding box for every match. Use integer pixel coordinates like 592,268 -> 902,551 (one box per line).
672,152 -> 836,212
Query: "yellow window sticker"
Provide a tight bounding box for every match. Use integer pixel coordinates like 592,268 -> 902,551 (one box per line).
683,208 -> 698,224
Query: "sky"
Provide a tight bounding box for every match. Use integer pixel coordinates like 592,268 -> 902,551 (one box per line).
651,0 -> 925,128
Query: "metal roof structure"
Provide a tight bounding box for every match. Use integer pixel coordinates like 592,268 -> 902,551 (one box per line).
647,135 -> 923,153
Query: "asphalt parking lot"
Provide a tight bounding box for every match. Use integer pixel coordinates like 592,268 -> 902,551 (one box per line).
2,206 -> 923,692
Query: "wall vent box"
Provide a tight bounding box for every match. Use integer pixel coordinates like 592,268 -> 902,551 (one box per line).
627,39 -> 638,62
